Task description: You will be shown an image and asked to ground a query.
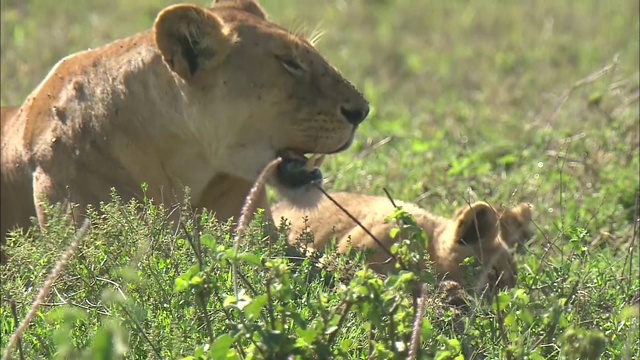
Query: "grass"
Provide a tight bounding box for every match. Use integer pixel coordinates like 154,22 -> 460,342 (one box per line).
1,0 -> 639,359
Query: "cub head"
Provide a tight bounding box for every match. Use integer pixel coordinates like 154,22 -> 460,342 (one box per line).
497,203 -> 534,254
439,202 -> 532,294
153,0 -> 369,206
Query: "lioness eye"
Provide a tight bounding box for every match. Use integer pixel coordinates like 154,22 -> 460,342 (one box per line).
281,58 -> 304,75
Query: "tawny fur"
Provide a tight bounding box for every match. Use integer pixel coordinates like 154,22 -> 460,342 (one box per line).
273,192 -> 534,291
0,0 -> 369,245
492,203 -> 534,254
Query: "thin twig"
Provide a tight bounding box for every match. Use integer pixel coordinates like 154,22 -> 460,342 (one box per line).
408,284 -> 428,360
236,270 -> 258,297
119,304 -> 162,358
265,278 -> 276,330
545,54 -> 620,124
556,142 -> 571,238
623,189 -> 639,286
494,285 -> 509,349
9,299 -> 25,360
326,300 -> 353,345
2,219 -> 90,360
181,221 -> 203,268
383,187 -> 398,208
314,184 -> 404,269
181,212 -> 214,345
368,323 -> 375,360
233,158 -> 282,296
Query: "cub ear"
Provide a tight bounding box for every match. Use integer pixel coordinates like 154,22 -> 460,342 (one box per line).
454,202 -> 499,246
512,203 -> 533,223
210,0 -> 268,20
154,4 -> 235,81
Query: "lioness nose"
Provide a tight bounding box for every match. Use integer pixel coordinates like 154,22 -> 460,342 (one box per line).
340,103 -> 370,126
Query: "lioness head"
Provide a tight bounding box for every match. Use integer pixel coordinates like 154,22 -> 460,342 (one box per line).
153,0 -> 369,205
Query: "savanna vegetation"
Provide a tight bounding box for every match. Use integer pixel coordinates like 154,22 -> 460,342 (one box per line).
1,0 -> 638,358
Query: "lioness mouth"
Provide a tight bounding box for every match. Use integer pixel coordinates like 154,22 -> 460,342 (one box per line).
276,149 -> 326,189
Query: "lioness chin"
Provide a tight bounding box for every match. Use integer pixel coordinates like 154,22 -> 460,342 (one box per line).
273,191 -> 534,295
0,0 -> 369,252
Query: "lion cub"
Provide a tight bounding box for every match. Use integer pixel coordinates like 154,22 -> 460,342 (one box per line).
273,192 -> 533,291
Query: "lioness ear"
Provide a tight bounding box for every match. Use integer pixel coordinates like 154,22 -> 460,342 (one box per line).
154,4 -> 234,81
210,0 -> 268,20
454,202 -> 499,246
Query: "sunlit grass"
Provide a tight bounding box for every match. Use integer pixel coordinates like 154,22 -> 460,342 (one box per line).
1,0 -> 638,358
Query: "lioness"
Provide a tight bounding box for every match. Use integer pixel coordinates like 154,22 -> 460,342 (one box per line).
273,192 -> 533,291
0,0 -> 369,243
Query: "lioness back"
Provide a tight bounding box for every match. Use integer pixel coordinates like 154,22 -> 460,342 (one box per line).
0,0 -> 369,243
273,192 -> 534,291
